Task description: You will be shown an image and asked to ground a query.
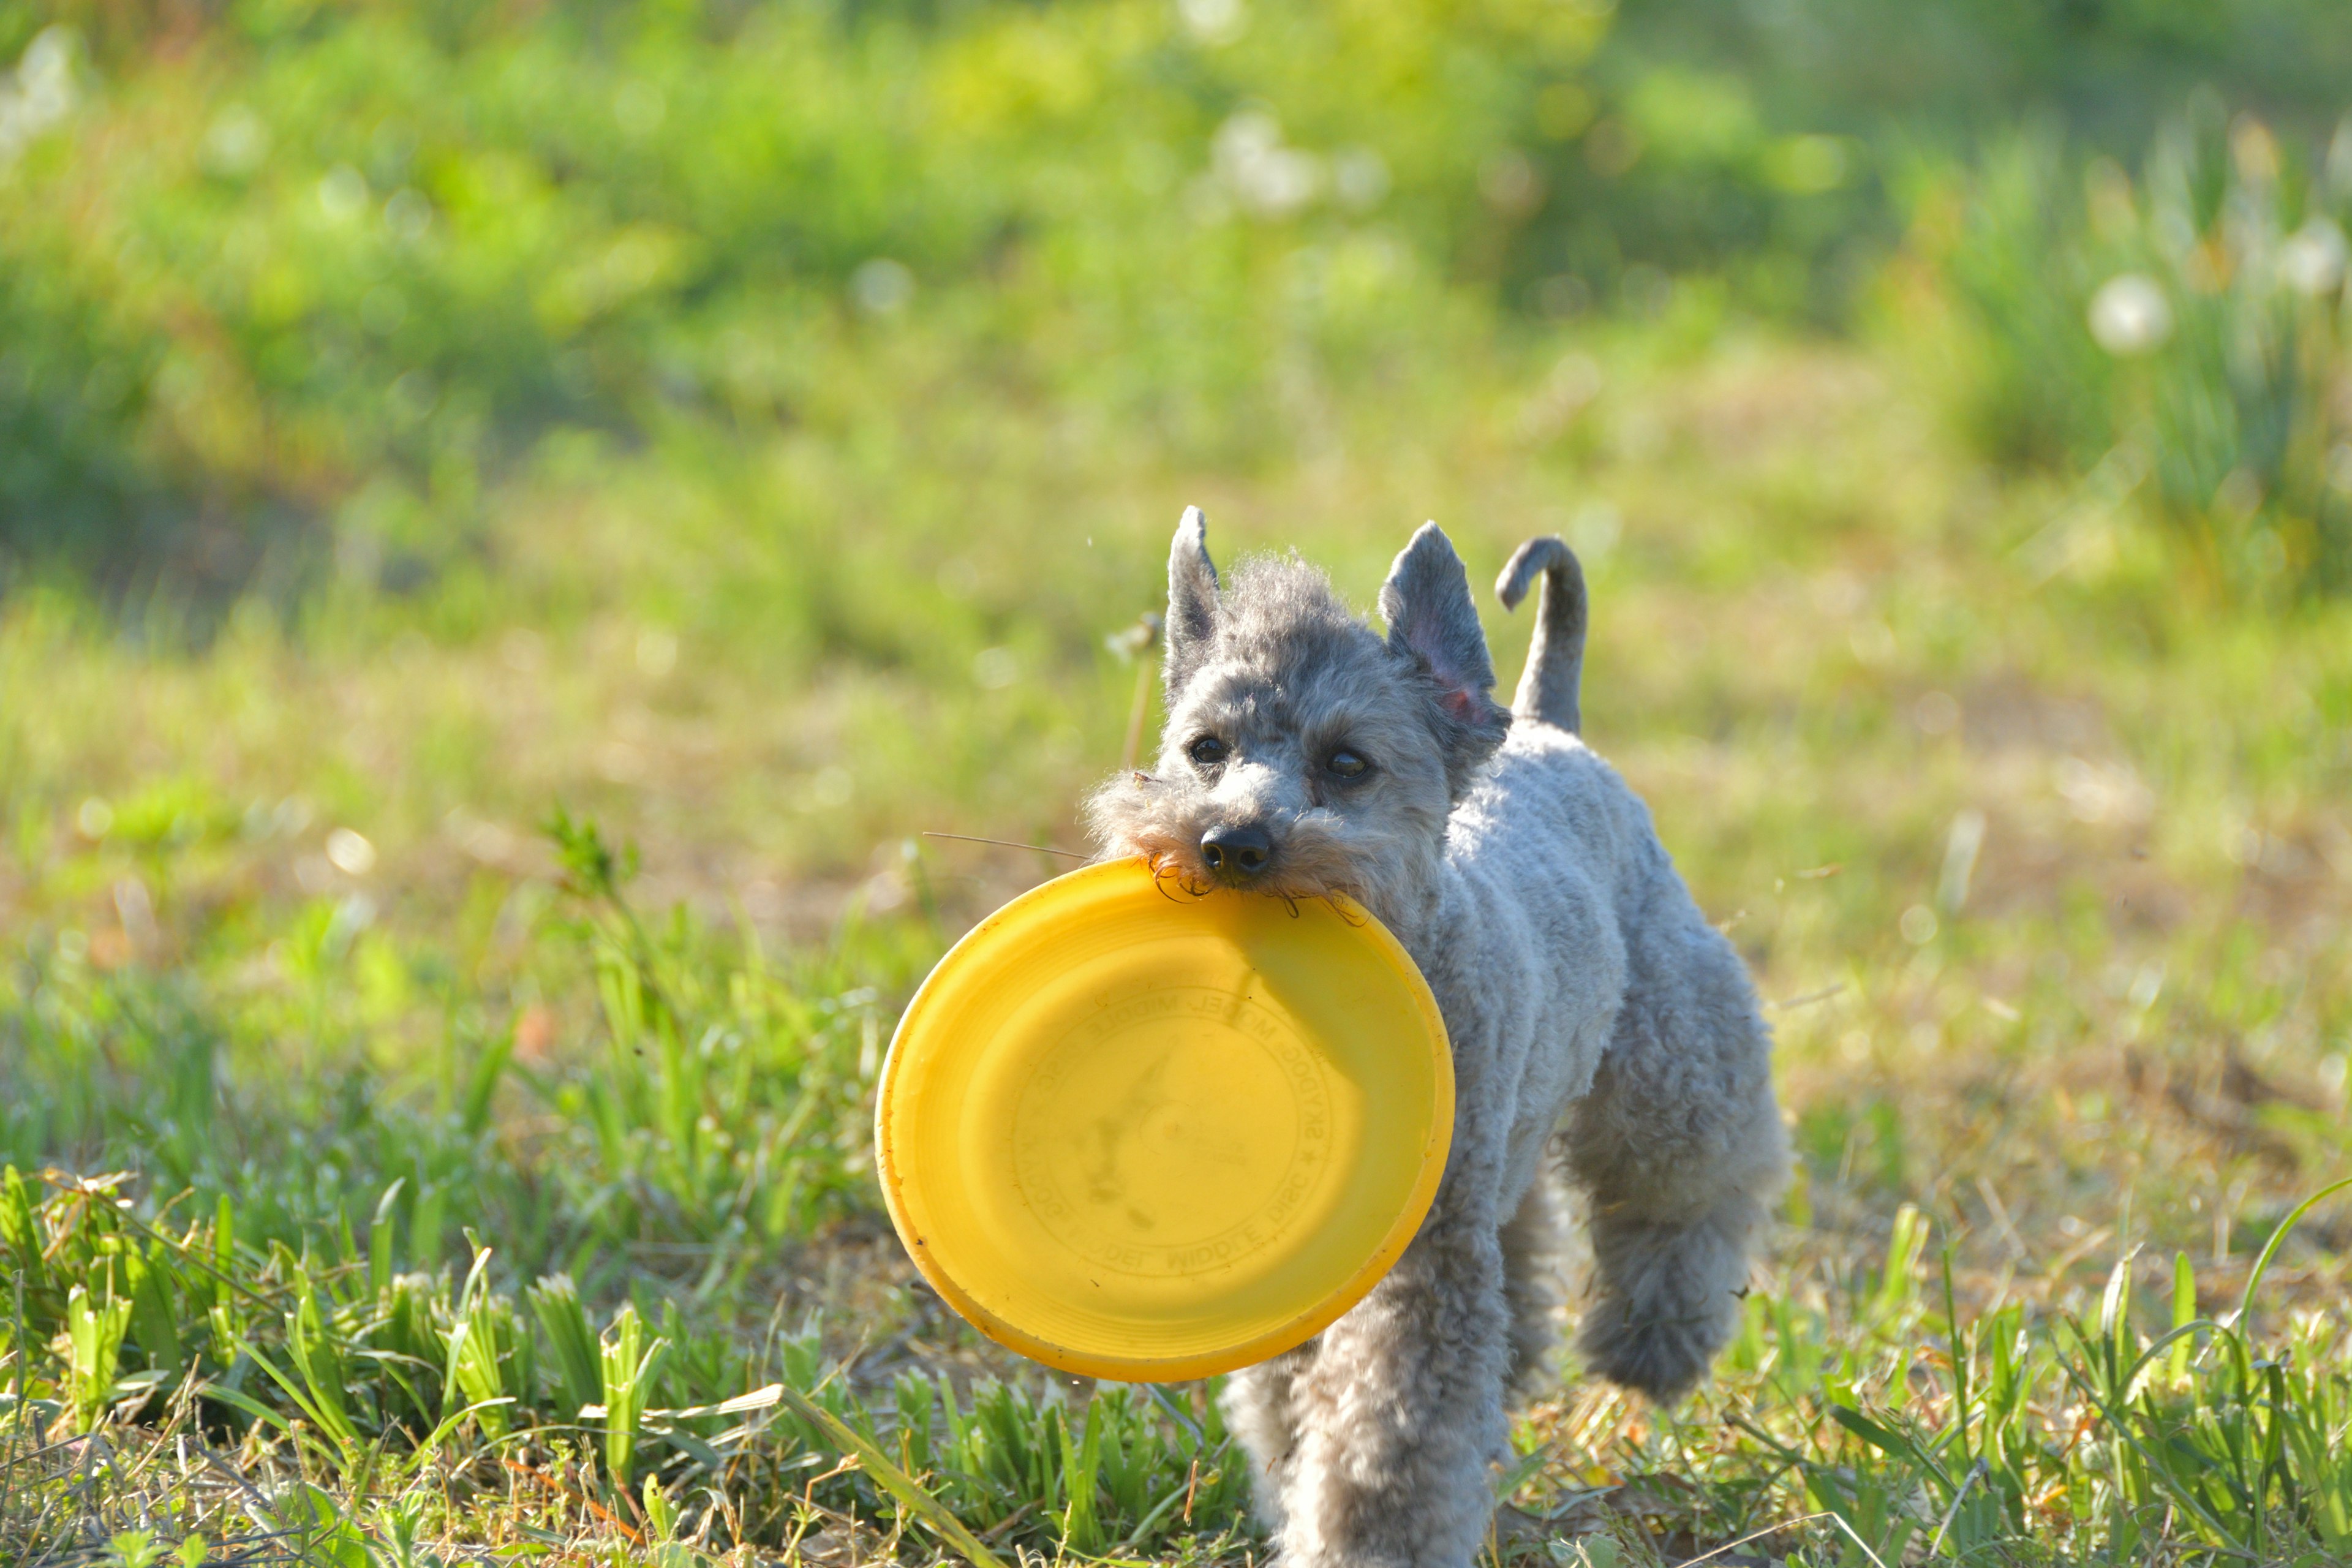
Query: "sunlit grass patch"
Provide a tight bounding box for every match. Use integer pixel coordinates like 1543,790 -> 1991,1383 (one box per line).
1498,1198 -> 2352,1566
0,1148 -> 1259,1567
5,783 -> 2350,1568
7,317 -> 2352,1560
5,1152 -> 2348,1565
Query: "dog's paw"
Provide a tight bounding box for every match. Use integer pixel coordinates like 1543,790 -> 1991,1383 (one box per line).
1577,1301 -> 1728,1403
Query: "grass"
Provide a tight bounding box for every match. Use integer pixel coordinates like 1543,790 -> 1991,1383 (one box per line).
3,6 -> 2351,1565
5,320 -> 2350,1565
1909,102 -> 2352,598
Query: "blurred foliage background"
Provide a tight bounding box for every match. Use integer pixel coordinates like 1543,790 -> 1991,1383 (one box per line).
1,0 -> 2346,611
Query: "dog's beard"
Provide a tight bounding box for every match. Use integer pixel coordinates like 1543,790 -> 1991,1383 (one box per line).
1088,788 -> 1433,925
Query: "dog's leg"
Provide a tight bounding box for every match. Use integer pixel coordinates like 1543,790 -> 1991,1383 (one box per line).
1221,1341 -> 1316,1533
1275,1201 -> 1512,1568
1562,962 -> 1787,1402
1498,1166 -> 1568,1402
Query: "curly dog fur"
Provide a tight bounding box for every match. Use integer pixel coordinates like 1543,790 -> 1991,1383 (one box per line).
1085,510 -> 1789,1568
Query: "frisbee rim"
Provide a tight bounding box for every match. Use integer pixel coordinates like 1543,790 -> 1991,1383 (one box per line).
873,858 -> 1454,1382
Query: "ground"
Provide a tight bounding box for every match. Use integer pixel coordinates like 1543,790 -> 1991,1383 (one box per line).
3,327 -> 2349,1566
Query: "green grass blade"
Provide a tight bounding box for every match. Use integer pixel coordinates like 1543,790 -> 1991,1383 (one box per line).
528,1273 -> 604,1421
236,1339 -> 360,1453
2051,1335 -> 2256,1556
195,1380 -> 295,1437
2235,1177 -> 2352,1328
775,1382 -> 1011,1568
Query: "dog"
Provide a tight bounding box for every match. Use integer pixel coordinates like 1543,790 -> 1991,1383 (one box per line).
1085,509 -> 1789,1568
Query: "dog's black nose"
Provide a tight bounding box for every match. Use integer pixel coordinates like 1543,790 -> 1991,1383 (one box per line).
1200,824 -> 1273,880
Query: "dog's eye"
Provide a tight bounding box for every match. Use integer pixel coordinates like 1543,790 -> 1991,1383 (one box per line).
1188,735 -> 1229,767
1327,748 -> 1370,780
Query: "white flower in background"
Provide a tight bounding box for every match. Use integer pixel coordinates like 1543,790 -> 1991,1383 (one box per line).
0,27 -> 80,169
2055,756 -> 2153,825
851,258 -> 914,315
1178,0 -> 1248,46
201,105 -> 270,178
326,827 -> 378,876
2278,219 -> 2347,297
1215,110 -> 1323,219
2088,273 -> 2172,356
317,164 -> 369,221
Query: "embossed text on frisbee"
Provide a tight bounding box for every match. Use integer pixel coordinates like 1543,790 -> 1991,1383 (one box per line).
1011,983 -> 1333,1277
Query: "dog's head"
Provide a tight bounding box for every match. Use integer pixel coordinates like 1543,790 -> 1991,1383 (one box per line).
1085,508 -> 1509,922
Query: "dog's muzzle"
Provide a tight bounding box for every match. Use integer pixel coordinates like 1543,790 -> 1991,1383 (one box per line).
1199,823 -> 1273,882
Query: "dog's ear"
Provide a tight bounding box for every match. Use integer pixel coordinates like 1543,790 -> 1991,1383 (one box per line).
1381,521 -> 1510,791
1164,505 -> 1221,699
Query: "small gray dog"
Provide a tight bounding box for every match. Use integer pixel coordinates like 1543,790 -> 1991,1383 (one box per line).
1087,510 -> 1788,1568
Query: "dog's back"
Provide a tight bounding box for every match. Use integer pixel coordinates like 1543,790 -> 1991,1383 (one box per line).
1436,715 -> 1762,1215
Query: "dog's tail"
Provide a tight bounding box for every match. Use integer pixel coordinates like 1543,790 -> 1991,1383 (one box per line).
1494,535 -> 1586,733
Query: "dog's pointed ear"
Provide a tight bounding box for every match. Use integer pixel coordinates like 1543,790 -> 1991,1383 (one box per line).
1164,505 -> 1221,699
1382,521 -> 1510,791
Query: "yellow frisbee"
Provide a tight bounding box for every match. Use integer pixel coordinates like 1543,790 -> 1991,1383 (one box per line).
875,858 -> 1454,1382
